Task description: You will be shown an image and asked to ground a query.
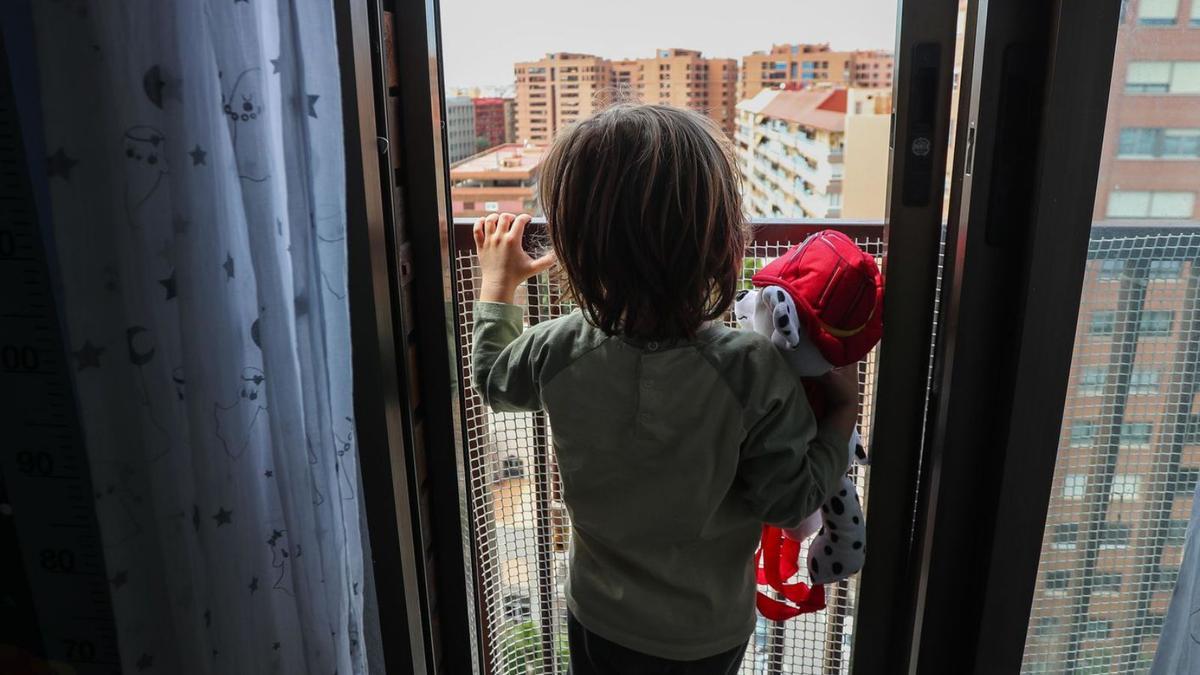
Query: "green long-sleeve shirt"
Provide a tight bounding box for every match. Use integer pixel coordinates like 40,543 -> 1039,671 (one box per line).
471,301 -> 848,661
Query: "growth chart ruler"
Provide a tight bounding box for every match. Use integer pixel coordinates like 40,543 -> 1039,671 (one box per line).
0,32 -> 121,675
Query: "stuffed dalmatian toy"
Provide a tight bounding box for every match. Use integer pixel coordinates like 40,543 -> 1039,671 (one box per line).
735,286 -> 868,585
735,230 -> 883,618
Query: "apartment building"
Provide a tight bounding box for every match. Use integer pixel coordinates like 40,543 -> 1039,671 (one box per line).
616,49 -> 738,135
472,97 -> 515,149
1023,1 -> 1200,672
734,87 -> 890,220
513,53 -> 612,144
1091,0 -> 1200,222
448,143 -> 544,218
445,96 -> 478,164
514,49 -> 738,142
739,43 -> 894,101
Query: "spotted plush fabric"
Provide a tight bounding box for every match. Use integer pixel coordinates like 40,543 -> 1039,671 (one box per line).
736,286 -> 868,586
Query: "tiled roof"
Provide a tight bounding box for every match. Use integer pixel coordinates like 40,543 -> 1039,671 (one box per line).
737,88 -> 848,132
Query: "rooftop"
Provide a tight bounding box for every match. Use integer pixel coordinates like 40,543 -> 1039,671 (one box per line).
765,42 -> 833,55
450,143 -> 545,179
737,88 -> 849,132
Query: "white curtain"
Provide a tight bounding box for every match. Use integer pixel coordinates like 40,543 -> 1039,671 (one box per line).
32,1 -> 371,673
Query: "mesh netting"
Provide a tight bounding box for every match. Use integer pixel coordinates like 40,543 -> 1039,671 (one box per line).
456,230 -> 884,675
1021,232 -> 1200,674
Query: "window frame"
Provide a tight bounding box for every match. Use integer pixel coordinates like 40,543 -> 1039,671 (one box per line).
1125,60 -> 1200,94
1064,473 -> 1088,499
1045,569 -> 1071,596
1052,523 -> 1080,550
1136,0 -> 1180,25
1110,473 -> 1142,502
902,4 -> 1126,671
1117,127 -> 1200,159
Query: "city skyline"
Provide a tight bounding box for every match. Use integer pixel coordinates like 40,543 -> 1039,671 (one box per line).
440,0 -> 898,89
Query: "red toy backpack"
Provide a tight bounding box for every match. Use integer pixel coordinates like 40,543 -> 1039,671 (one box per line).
749,230 -> 883,621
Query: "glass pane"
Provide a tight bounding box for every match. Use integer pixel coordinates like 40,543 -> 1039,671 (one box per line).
1138,0 -> 1179,24
1163,129 -> 1200,158
1171,62 -> 1200,94
1117,127 -> 1158,157
1107,190 -> 1152,217
438,1 -> 946,672
1125,61 -> 1171,91
1149,192 -> 1195,218
1021,7 -> 1200,672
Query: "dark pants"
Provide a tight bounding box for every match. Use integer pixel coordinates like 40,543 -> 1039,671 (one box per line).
567,612 -> 748,675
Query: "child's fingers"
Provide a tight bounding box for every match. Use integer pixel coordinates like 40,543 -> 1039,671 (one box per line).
509,213 -> 533,240
473,218 -> 485,248
483,213 -> 500,236
496,212 -> 516,234
529,251 -> 556,274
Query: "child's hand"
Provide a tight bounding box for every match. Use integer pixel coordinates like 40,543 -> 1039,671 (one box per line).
474,213 -> 556,304
821,366 -> 860,411
819,366 -> 861,441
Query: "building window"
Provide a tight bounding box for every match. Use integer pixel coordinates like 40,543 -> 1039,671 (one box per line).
1138,0 -> 1179,24
1175,467 -> 1200,493
1045,570 -> 1070,596
1119,128 -> 1200,158
1129,368 -> 1160,394
1166,518 -> 1190,545
1126,61 -> 1200,94
1098,258 -> 1126,280
1127,62 -> 1170,92
1078,368 -> 1107,396
1093,573 -> 1123,595
1100,522 -> 1132,550
1083,620 -> 1112,641
1119,127 -> 1159,156
1149,259 -> 1184,280
499,455 -> 525,480
1164,129 -> 1200,157
1120,421 -> 1154,446
1155,566 -> 1181,589
1064,474 -> 1087,499
1052,523 -> 1079,550
1139,309 -> 1174,335
1194,0 -> 1200,25
502,593 -> 531,621
1033,616 -> 1060,637
1070,420 -> 1100,445
1143,612 -> 1167,635
1090,310 -> 1117,335
1110,474 -> 1141,501
1107,190 -> 1196,219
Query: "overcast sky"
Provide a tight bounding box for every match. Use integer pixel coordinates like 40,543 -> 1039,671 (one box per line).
440,0 -> 899,90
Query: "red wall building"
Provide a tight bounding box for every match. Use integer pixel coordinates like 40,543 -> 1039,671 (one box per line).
473,97 -> 513,150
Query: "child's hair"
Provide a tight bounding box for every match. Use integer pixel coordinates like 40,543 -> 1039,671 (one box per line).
538,104 -> 747,341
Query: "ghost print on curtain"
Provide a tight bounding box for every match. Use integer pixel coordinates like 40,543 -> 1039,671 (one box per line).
31,1 -> 372,673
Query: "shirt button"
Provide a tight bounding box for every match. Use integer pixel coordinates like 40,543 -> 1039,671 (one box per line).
647,341 -> 659,351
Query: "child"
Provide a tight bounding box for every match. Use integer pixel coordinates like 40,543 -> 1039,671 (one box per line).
471,104 -> 859,675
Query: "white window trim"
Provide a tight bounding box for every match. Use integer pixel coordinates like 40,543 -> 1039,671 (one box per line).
1138,0 -> 1180,24
1064,474 -> 1088,500
1110,474 -> 1142,502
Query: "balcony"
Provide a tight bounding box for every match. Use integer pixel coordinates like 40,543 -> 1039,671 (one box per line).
452,219 -> 884,675
449,218 -> 1200,675
756,142 -> 834,190
759,125 -> 839,167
